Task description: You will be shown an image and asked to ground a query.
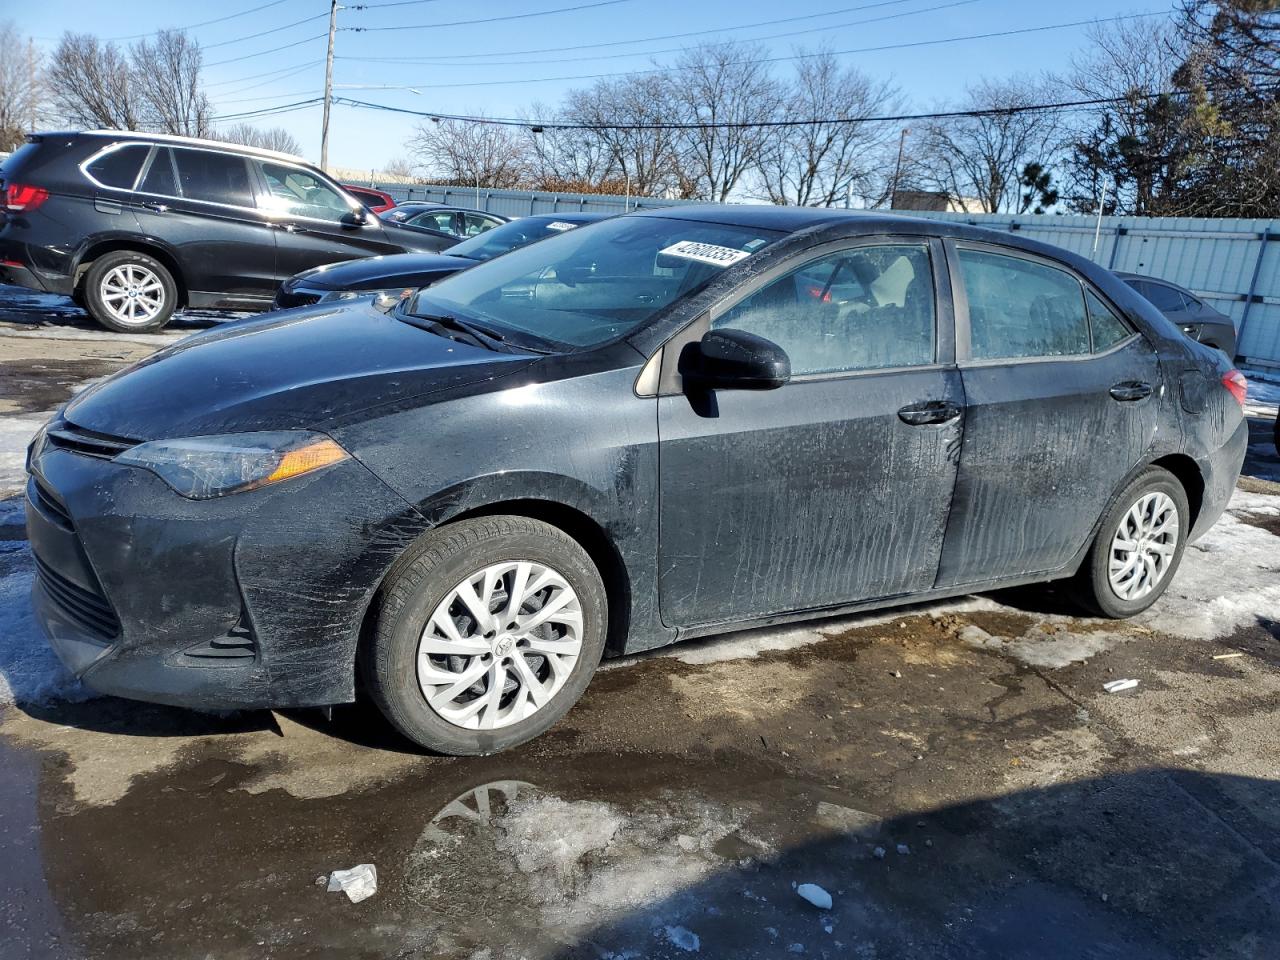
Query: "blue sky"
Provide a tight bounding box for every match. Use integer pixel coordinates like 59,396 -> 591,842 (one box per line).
26,0 -> 1176,172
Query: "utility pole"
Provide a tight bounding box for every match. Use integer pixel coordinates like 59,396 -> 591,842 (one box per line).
890,127 -> 910,210
320,0 -> 339,172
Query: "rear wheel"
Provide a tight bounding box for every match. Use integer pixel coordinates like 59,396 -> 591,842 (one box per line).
83,251 -> 177,333
363,516 -> 607,755
1073,466 -> 1189,618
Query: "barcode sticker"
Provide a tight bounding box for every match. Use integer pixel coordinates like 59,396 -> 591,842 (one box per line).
545,221 -> 578,232
658,240 -> 751,267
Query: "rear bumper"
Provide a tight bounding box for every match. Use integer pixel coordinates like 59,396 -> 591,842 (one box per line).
1190,415 -> 1249,541
0,234 -> 75,294
27,433 -> 428,711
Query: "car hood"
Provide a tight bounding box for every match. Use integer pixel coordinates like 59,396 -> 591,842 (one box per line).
63,302 -> 536,441
292,253 -> 476,290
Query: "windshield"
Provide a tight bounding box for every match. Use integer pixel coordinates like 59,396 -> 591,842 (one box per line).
446,217 -> 596,262
407,215 -> 784,350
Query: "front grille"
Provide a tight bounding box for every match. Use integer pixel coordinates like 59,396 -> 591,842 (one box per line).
33,554 -> 121,640
45,420 -> 138,460
29,476 -> 73,529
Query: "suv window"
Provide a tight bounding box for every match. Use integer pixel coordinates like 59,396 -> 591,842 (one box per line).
958,248 -> 1091,360
170,148 -> 253,207
84,144 -> 149,189
713,244 -> 935,375
1086,289 -> 1133,351
257,161 -> 351,221
139,147 -> 178,196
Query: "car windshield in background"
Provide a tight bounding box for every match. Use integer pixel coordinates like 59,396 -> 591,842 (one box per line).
407,216 -> 783,349
446,217 -> 593,262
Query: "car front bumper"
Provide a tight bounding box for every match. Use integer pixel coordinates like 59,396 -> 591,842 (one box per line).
27,433 -> 427,711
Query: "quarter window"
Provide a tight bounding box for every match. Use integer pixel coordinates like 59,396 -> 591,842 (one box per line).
171,148 -> 254,207
712,244 -> 936,375
257,162 -> 352,221
84,144 -> 149,189
958,249 -> 1090,360
1086,289 -> 1133,351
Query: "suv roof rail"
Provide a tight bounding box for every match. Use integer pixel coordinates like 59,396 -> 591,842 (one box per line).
76,129 -> 310,164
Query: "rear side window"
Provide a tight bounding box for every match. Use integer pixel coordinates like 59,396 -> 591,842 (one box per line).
410,210 -> 458,234
958,248 -> 1091,360
171,148 -> 254,207
1135,280 -> 1186,313
139,147 -> 178,196
84,145 -> 149,189
1086,289 -> 1133,351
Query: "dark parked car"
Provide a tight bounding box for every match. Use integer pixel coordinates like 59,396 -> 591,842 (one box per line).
0,131 -> 460,332
380,202 -> 509,239
341,184 -> 397,214
1118,272 -> 1237,358
273,212 -> 608,309
26,206 -> 1247,755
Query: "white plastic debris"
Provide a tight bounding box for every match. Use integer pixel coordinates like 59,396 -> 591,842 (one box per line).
326,863 -> 377,903
1103,679 -> 1140,694
796,883 -> 833,910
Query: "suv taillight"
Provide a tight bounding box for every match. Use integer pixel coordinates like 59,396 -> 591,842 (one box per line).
4,183 -> 49,213
1222,369 -> 1248,408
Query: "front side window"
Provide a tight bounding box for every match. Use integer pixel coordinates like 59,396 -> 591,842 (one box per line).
959,248 -> 1090,360
84,144 -> 149,189
409,215 -> 782,350
257,162 -> 352,220
171,148 -> 254,207
712,244 -> 936,375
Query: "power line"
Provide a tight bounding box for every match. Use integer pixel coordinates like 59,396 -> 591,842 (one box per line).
342,0 -> 983,68
210,97 -> 325,123
205,32 -> 329,67
344,0 -> 635,33
97,0 -> 295,41
339,0 -> 942,63
337,11 -> 1166,89
204,59 -> 326,88
203,12 -> 331,50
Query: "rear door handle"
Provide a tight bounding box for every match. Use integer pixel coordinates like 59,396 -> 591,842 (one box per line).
1109,380 -> 1153,402
897,400 -> 962,426
139,201 -> 168,213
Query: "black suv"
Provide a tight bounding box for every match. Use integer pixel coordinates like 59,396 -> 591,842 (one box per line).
0,131 -> 460,332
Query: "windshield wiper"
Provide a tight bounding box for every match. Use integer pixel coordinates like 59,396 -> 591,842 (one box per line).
403,312 -> 514,352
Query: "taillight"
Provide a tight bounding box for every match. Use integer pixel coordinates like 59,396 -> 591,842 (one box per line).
4,183 -> 49,213
1222,369 -> 1248,408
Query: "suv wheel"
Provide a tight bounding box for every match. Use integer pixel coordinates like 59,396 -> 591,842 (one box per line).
363,516 -> 607,755
84,251 -> 178,333
1073,466 -> 1189,618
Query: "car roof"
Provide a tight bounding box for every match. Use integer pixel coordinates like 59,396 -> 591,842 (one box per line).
65,129 -> 310,164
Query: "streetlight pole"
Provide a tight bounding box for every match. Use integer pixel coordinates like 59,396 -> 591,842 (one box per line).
320,0 -> 339,172
890,127 -> 910,210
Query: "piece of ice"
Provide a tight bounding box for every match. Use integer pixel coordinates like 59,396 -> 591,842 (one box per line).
796,883 -> 832,909
327,863 -> 377,903
1103,679 -> 1139,694
662,925 -> 700,953
896,843 -> 910,855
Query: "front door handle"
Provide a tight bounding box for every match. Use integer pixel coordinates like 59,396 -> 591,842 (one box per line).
1109,380 -> 1153,402
897,400 -> 962,426
139,201 -> 168,213
270,222 -> 298,233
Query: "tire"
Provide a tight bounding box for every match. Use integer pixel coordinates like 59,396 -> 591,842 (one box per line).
362,516 -> 608,755
1073,466 -> 1190,618
83,250 -> 178,333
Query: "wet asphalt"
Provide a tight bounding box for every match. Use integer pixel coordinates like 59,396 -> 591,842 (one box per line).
1,288 -> 1279,960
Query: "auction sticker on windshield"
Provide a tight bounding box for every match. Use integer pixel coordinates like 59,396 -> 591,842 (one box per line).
545,221 -> 579,232
659,240 -> 752,267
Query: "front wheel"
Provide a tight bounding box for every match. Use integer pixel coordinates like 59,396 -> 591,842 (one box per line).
1073,466 -> 1190,618
83,251 -> 178,333
363,516 -> 608,755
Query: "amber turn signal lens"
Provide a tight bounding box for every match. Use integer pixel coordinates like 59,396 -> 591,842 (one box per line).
264,438 -> 350,485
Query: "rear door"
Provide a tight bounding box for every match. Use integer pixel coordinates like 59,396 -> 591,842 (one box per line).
935,242 -> 1160,587
252,158 -> 403,279
130,145 -> 279,301
657,238 -> 965,627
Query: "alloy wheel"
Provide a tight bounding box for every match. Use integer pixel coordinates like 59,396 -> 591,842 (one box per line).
1108,491 -> 1180,602
100,263 -> 166,326
417,560 -> 583,730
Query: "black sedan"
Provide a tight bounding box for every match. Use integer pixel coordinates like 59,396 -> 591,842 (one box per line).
25,206 -> 1248,755
380,202 -> 509,239
273,212 -> 608,309
1117,272 -> 1238,358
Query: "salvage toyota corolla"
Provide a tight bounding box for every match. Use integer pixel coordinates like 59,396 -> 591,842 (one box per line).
26,206 -> 1248,754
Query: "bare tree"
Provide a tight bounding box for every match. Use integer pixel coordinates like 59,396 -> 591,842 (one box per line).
667,42 -> 784,201
522,100 -> 619,191
0,21 -> 43,151
407,113 -> 528,187
752,49 -> 902,207
213,122 -> 301,155
914,77 -> 1065,213
47,32 -> 141,129
131,30 -> 210,137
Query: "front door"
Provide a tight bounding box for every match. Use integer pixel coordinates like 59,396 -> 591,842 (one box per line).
657,239 -> 964,628
252,158 -> 403,281
935,242 -> 1161,587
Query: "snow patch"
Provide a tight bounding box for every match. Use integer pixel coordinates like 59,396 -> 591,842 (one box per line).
0,546 -> 89,709
0,411 -> 51,496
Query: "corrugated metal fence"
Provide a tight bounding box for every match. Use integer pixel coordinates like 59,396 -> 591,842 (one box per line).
372,182 -> 1280,367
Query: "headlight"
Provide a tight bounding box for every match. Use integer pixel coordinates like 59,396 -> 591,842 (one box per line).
26,423 -> 49,473
114,431 -> 350,499
318,287 -> 416,310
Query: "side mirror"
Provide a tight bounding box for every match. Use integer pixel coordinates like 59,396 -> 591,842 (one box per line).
684,328 -> 791,390
341,208 -> 368,228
